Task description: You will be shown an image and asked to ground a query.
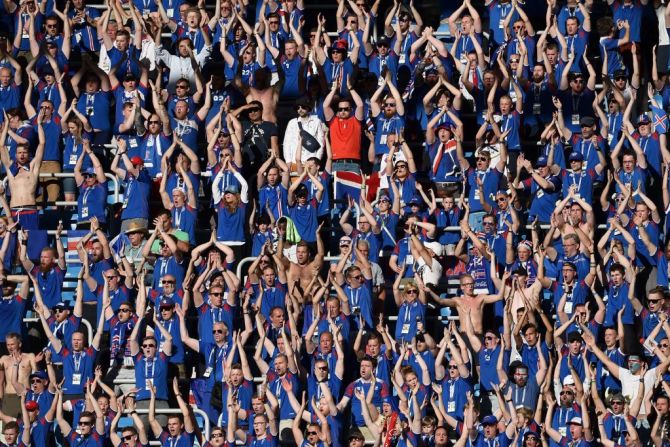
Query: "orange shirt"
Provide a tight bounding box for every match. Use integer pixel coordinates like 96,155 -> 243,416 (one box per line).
329,116 -> 362,160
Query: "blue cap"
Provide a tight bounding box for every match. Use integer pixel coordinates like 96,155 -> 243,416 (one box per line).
224,183 -> 240,194
29,370 -> 48,380
83,167 -> 96,175
379,194 -> 391,202
536,156 -> 548,167
637,113 -> 651,125
53,302 -> 70,310
159,297 -> 175,307
409,195 -> 422,205
481,415 -> 498,426
568,151 -> 584,162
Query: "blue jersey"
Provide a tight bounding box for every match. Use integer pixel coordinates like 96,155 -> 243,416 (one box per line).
121,170 -> 151,221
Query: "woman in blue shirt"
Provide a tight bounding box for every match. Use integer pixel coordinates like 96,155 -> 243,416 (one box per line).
61,100 -> 94,202
213,156 -> 248,259
74,143 -> 108,229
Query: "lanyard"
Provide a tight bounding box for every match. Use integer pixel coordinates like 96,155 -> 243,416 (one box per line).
403,303 -> 412,323
174,207 -> 183,227
461,36 -> 470,56
349,287 -> 359,308
73,352 -> 83,372
211,306 -> 223,322
169,434 -> 181,447
208,345 -> 225,367
145,356 -> 156,378
569,170 -> 584,193
160,259 -> 169,276
82,187 -> 93,206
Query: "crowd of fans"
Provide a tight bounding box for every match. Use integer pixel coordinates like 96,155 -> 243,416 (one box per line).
3,0 -> 670,446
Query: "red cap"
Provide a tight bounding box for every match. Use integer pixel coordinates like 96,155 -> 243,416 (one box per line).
130,156 -> 144,166
25,401 -> 39,411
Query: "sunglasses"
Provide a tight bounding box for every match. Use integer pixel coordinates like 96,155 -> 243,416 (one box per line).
123,435 -> 135,440
307,431 -> 319,436
162,280 -> 175,284
351,275 -> 363,280
117,308 -> 131,313
462,282 -> 474,287
142,344 -> 156,348
615,76 -> 626,81
176,85 -> 188,89
660,344 -> 670,348
560,391 -> 574,396
210,292 -> 223,297
248,108 -> 261,113
211,433 -> 224,438
384,103 -> 396,107
268,20 -> 279,24
399,17 -> 409,22
54,308 -> 67,313
296,105 -> 309,110
337,107 -> 351,112
477,157 -> 489,162
78,421 -> 93,426
317,366 -> 328,371
213,329 -> 225,334
149,120 -> 161,124
649,299 -> 662,303
406,289 -> 418,295
46,24 -> 57,28
448,365 -> 458,370
611,401 -> 624,405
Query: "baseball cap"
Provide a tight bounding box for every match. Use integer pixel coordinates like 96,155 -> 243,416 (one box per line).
376,36 -> 390,47
568,417 -> 583,426
535,156 -> 548,167
579,116 -> 595,127
378,194 -> 391,202
568,151 -> 584,162
563,375 -> 576,386
29,370 -> 48,380
130,156 -> 144,166
637,114 -> 651,125
159,297 -> 175,307
25,401 -> 39,411
481,415 -> 498,426
53,302 -> 70,311
424,241 -> 444,257
339,235 -> 352,247
224,184 -> 240,194
613,69 -> 627,79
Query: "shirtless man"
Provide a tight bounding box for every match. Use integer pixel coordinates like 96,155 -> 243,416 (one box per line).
0,333 -> 37,417
546,189 -> 596,252
286,225 -> 325,293
0,110 -> 45,230
430,272 -> 509,335
492,267 -> 543,325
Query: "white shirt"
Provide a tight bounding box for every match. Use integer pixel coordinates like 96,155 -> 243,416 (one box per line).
155,45 -> 211,93
657,5 -> 669,46
618,366 -> 657,416
283,115 -> 325,164
415,256 -> 442,286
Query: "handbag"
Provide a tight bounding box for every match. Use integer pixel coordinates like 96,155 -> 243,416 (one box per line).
298,122 -> 321,153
